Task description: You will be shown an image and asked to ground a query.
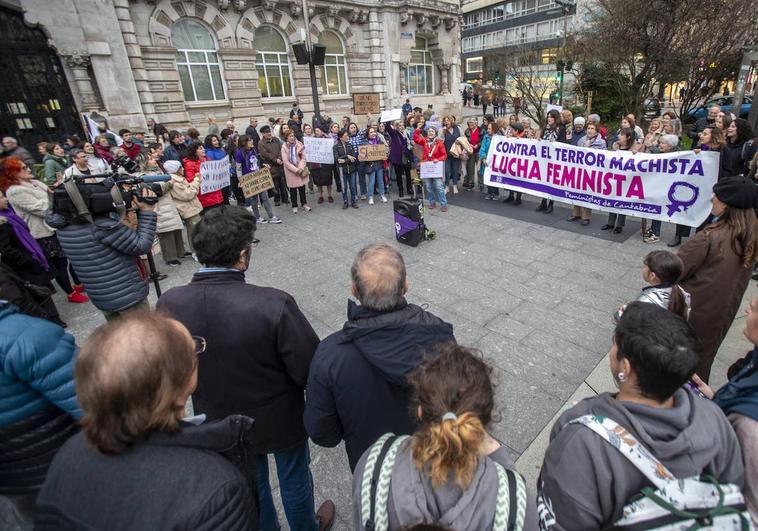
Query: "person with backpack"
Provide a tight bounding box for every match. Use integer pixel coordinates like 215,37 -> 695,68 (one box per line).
352,343 -> 537,531
537,302 -> 746,530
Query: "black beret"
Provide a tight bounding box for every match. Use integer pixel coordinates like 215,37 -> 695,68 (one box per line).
713,175 -> 758,210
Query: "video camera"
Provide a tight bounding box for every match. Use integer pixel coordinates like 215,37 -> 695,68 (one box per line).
52,154 -> 171,224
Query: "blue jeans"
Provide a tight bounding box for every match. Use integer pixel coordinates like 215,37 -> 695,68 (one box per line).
445,157 -> 461,186
366,167 -> 385,196
255,443 -> 317,531
650,219 -> 662,236
356,162 -> 367,195
340,168 -> 357,204
424,177 -> 447,207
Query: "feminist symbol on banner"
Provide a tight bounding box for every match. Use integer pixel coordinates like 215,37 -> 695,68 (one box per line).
666,182 -> 700,217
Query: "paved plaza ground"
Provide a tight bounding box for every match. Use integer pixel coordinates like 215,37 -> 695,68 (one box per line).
55,188 -> 754,530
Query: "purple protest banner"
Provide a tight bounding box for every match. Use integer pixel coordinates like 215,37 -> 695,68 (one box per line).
394,212 -> 419,237
482,137 -> 719,227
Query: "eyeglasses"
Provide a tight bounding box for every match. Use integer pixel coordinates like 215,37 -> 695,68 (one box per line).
192,336 -> 206,355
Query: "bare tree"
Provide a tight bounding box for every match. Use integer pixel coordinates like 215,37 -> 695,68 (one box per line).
576,0 -> 757,119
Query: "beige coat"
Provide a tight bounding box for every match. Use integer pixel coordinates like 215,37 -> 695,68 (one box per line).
6,180 -> 54,239
155,182 -> 184,234
281,141 -> 308,188
168,174 -> 203,219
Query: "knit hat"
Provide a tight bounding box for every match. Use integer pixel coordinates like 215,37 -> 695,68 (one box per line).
713,175 -> 758,210
163,160 -> 182,174
574,117 -> 586,126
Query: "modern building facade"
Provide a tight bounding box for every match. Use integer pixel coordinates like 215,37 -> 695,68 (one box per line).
461,0 -> 580,103
1,0 -> 462,151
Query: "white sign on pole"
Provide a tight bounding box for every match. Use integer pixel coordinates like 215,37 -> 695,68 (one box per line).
380,109 -> 403,123
303,136 -> 335,164
200,158 -> 231,194
420,161 -> 444,179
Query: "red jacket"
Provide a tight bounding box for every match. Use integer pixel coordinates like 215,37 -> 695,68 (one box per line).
121,141 -> 142,160
413,129 -> 447,162
182,156 -> 223,209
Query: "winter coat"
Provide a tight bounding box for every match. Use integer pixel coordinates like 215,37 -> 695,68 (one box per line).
281,140 -> 308,188
183,156 -> 223,209
154,183 -> 183,234
304,299 -> 456,471
257,137 -> 284,178
678,225 -> 754,381
464,126 -> 483,154
333,141 -> 357,175
204,146 -> 227,162
87,155 -> 110,174
0,219 -> 50,284
413,129 -> 447,162
121,141 -> 142,160
42,154 -> 68,185
722,140 -> 757,178
385,124 -> 410,166
352,441 -> 538,531
169,173 -> 203,219
48,210 -> 157,313
537,389 -> 744,530
577,133 -> 606,149
35,416 -> 259,530
163,142 -> 187,162
3,146 -> 35,167
94,143 -> 113,164
6,180 -> 55,239
0,303 -> 81,494
157,270 -> 319,454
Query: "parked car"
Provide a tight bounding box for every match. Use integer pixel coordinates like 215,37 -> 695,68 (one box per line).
687,95 -> 752,120
642,96 -> 662,120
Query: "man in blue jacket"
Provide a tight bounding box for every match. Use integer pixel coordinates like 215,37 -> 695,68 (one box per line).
304,243 -> 456,471
0,302 -> 81,528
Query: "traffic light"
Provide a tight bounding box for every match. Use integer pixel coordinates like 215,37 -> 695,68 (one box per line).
494,70 -> 501,81
555,70 -> 563,83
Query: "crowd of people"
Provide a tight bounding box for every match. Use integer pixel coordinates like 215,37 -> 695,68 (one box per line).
1,97 -> 758,530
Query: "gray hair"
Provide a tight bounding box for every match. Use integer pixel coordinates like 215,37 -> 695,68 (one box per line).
659,134 -> 679,148
587,114 -> 600,124
351,244 -> 406,312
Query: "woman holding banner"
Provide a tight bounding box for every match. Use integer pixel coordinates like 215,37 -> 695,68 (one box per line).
570,123 -> 606,226
235,135 -> 281,224
310,127 -> 334,204
536,110 -> 565,214
600,129 -> 635,234
414,126 -> 448,211
677,175 -> 758,382
182,142 -> 223,213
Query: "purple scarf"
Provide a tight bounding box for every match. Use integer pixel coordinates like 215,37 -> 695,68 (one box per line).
1,206 -> 49,270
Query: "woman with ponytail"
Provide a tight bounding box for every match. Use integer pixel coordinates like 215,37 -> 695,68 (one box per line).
615,250 -> 691,322
352,344 -> 537,531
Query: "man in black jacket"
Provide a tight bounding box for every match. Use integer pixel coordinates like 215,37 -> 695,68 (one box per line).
687,104 -> 719,147
157,206 -> 334,531
245,117 -> 260,149
304,243 -> 456,471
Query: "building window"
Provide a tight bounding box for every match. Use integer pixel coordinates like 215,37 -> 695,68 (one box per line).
540,47 -> 558,65
407,36 -> 433,95
172,18 -> 226,102
319,31 -> 348,95
466,57 -> 483,73
254,26 -> 293,98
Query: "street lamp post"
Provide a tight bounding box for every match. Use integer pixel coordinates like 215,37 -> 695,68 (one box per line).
300,0 -> 322,122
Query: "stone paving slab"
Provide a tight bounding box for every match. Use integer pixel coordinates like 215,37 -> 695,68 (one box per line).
50,190 -> 753,529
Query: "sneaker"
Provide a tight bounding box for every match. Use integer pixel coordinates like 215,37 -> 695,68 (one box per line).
368,197 -> 374,205
343,201 -> 349,209
643,232 -> 661,243
327,196 -> 334,203
441,205 -> 448,212
380,195 -> 387,203
67,291 -> 89,304
292,207 -> 298,214
192,253 -> 198,262
268,216 -> 282,224
351,202 -> 359,209
428,203 -> 436,209
445,185 -> 450,193
73,284 -> 86,293
316,500 -> 336,531
453,185 -> 459,194
256,217 -> 268,224
303,204 -> 312,212
360,194 -> 367,200
166,260 -> 181,266
317,196 -> 324,204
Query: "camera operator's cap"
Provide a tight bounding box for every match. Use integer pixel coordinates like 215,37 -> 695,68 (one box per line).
163,160 -> 182,174
713,175 -> 758,210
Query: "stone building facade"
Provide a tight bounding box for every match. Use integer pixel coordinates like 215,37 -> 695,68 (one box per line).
15,0 -> 462,135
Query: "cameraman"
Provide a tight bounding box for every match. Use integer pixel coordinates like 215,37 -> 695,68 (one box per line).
48,186 -> 158,321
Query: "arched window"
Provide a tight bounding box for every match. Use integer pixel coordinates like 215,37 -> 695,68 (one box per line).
407,36 -> 433,95
255,26 -> 293,98
172,18 -> 225,102
319,31 -> 348,95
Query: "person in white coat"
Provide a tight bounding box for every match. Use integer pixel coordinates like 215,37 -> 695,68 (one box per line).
164,160 -> 202,254
151,166 -> 186,266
